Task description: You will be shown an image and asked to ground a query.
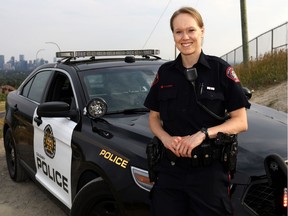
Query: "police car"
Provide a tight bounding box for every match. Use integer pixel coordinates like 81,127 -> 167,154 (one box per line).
2,49 -> 287,216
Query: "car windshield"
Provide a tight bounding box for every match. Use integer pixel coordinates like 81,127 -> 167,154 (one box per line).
81,65 -> 160,113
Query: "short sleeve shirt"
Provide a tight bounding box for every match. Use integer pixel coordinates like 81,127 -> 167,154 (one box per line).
144,51 -> 250,136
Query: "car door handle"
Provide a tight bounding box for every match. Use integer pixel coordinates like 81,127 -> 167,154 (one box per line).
14,104 -> 19,112
34,116 -> 42,126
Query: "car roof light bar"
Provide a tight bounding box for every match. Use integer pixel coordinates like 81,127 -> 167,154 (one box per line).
75,49 -> 160,57
56,51 -> 75,58
56,49 -> 160,58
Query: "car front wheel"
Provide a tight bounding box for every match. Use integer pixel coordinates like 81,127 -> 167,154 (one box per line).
4,128 -> 28,182
71,177 -> 122,216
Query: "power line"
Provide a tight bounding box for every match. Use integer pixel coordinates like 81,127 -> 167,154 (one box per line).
142,0 -> 172,48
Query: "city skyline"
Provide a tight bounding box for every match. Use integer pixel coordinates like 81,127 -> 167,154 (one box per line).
0,53 -> 51,62
0,53 -> 49,71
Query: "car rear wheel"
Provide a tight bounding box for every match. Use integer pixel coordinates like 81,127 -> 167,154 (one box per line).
71,177 -> 122,216
4,128 -> 28,182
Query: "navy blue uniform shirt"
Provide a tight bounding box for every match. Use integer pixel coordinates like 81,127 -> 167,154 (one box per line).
144,51 -> 250,137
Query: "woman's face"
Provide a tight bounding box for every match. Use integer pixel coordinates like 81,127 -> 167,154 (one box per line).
172,13 -> 204,56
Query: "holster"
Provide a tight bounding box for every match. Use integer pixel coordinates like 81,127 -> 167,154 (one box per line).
146,136 -> 163,182
215,132 -> 238,176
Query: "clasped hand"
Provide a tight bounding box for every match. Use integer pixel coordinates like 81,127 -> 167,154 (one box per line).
162,132 -> 205,158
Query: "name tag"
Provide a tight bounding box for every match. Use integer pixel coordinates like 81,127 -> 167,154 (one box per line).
207,86 -> 215,91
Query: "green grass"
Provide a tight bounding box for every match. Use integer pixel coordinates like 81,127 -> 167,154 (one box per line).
0,101 -> 5,139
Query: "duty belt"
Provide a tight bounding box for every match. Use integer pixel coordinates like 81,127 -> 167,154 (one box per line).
190,141 -> 222,167
165,140 -> 223,168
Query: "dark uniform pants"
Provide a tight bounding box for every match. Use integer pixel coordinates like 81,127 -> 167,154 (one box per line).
150,157 -> 233,216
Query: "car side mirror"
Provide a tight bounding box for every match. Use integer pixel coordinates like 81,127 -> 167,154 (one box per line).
242,87 -> 252,100
37,101 -> 77,118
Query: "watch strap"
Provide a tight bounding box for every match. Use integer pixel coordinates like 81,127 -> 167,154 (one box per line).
200,127 -> 209,140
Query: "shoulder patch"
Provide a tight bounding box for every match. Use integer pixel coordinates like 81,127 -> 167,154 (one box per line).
151,73 -> 159,86
226,67 -> 240,83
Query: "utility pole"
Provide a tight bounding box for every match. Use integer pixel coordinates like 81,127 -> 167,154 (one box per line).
240,0 -> 249,69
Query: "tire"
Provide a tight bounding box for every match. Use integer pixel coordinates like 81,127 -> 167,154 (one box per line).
71,177 -> 122,216
4,128 -> 28,182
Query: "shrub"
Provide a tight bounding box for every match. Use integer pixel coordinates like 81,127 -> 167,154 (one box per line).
235,49 -> 287,90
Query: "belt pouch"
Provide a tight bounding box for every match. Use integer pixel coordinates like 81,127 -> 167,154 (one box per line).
191,146 -> 201,167
202,143 -> 212,166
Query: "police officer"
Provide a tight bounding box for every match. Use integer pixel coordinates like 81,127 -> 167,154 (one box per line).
144,7 -> 250,216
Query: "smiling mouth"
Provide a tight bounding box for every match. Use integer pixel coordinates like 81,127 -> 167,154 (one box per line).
181,42 -> 193,47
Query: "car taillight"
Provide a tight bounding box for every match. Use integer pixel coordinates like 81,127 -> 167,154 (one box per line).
283,188 -> 288,207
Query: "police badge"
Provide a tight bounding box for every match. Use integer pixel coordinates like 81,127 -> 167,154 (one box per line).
43,124 -> 56,158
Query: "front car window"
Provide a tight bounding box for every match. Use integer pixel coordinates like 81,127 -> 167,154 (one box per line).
21,70 -> 52,103
45,72 -> 75,107
81,65 -> 159,112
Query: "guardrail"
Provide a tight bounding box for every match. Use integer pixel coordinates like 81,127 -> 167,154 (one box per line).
221,22 -> 288,66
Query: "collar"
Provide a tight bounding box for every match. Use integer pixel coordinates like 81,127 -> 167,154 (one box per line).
197,51 -> 211,69
172,50 -> 211,71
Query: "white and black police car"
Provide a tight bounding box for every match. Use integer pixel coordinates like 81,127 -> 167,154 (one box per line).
3,49 -> 287,216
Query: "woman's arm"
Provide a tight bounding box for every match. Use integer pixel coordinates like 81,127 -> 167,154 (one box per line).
207,107 -> 248,138
178,107 -> 248,157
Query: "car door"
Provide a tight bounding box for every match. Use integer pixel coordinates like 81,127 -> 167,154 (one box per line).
32,71 -> 77,208
13,70 -> 53,170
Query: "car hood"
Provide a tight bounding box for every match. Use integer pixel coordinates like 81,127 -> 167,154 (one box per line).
237,103 -> 287,176
105,103 -> 287,177
105,113 -> 152,138
103,113 -> 153,160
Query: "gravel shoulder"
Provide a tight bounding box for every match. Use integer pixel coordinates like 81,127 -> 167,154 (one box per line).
250,81 -> 287,113
0,81 -> 287,216
0,140 -> 66,216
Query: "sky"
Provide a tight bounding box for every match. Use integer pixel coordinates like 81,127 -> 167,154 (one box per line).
1,0 -> 287,63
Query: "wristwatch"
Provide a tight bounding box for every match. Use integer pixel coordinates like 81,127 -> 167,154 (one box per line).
200,127 -> 209,140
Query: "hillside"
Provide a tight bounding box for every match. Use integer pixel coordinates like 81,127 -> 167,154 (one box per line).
250,81 -> 287,113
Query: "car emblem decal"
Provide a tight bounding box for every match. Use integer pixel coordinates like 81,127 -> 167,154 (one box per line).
99,149 -> 129,169
43,124 -> 56,159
